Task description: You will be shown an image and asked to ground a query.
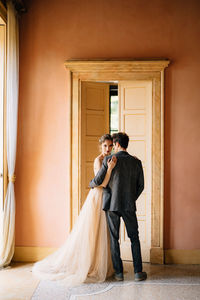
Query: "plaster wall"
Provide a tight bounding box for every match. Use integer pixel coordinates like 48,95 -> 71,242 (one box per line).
16,0 -> 200,249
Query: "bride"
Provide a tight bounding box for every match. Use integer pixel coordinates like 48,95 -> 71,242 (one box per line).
32,134 -> 117,286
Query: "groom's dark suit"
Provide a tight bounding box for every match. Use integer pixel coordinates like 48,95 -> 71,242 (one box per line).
89,151 -> 144,274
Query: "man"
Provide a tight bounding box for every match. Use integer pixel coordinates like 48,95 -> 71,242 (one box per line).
89,132 -> 147,282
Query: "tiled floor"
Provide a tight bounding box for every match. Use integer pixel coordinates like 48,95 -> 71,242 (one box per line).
0,262 -> 200,300
0,263 -> 39,300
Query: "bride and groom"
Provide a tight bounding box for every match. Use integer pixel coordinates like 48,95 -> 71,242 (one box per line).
33,132 -> 147,285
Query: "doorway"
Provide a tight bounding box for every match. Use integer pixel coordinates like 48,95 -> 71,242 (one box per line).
81,80 -> 152,262
65,60 -> 169,264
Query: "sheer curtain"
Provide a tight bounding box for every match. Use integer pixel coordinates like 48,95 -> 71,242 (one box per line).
0,1 -> 19,268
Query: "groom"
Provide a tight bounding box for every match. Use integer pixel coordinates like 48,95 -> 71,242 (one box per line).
89,132 -> 147,281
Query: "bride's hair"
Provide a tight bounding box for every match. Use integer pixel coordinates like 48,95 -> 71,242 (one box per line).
99,134 -> 113,144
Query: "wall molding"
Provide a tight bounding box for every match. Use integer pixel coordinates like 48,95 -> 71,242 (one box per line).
150,247 -> 164,264
64,59 -> 170,264
165,249 -> 200,264
13,247 -> 57,262
12,247 -> 200,264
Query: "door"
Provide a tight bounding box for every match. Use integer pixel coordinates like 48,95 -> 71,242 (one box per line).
119,81 -> 152,262
81,80 -> 152,261
81,82 -> 109,208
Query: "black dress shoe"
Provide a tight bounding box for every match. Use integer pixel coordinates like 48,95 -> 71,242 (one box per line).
134,271 -> 147,281
114,272 -> 124,281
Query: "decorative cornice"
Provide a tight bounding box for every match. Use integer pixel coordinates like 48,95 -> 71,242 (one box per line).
65,59 -> 170,73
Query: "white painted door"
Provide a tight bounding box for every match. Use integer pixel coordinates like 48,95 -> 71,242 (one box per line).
81,82 -> 109,208
0,23 -> 6,211
119,81 -> 152,262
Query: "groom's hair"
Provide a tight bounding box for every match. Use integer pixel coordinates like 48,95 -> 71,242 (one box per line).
112,132 -> 129,149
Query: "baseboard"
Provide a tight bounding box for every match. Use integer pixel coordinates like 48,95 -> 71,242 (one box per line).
150,247 -> 164,264
12,247 -> 57,262
165,249 -> 200,264
12,247 -> 200,264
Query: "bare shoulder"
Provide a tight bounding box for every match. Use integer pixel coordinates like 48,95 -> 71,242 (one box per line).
94,156 -> 101,168
94,156 -> 100,163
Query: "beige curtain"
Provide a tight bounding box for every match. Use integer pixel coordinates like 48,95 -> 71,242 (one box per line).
0,1 -> 19,268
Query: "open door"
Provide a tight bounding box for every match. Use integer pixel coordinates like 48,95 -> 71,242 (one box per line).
119,81 -> 152,262
81,82 -> 109,208
81,80 -> 152,262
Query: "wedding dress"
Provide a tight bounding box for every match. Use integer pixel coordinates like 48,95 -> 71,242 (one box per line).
32,158 -> 114,286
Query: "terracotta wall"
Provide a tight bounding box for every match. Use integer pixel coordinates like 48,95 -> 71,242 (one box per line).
15,0 -> 200,249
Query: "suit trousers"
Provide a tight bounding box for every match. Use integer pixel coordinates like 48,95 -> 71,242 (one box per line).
106,210 -> 143,274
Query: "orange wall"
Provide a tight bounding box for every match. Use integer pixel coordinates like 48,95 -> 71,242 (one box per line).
16,0 -> 200,249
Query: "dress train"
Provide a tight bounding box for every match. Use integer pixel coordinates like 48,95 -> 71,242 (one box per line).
32,187 -> 113,286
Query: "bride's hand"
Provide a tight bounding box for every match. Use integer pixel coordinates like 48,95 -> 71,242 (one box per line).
107,156 -> 117,170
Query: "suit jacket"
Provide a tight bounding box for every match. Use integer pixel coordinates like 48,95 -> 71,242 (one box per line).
89,151 -> 144,211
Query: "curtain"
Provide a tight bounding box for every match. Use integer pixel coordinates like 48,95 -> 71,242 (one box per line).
0,0 -> 19,268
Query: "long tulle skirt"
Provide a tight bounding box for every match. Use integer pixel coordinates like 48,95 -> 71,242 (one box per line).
32,187 -> 113,286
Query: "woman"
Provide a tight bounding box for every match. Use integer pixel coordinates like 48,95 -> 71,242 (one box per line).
32,134 -> 116,286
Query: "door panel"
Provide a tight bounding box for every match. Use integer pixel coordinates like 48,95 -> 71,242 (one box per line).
124,114 -> 146,136
124,87 -> 146,110
119,81 -> 152,262
128,140 -> 146,162
81,82 -> 109,208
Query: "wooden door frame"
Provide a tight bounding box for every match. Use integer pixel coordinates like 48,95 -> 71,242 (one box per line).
65,59 -> 170,264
